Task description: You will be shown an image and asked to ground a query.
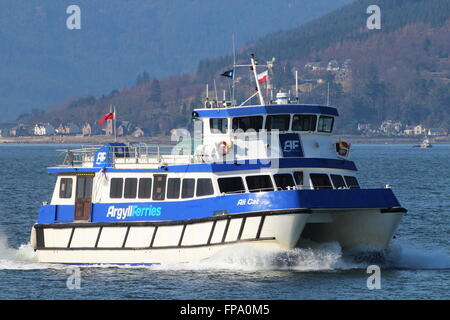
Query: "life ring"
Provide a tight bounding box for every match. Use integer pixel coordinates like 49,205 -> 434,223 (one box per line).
339,141 -> 350,149
217,141 -> 229,155
336,140 -> 350,157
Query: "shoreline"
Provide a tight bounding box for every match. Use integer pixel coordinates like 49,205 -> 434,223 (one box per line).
0,135 -> 449,145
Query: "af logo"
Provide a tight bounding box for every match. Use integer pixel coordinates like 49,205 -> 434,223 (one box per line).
284,140 -> 299,152
95,152 -> 107,165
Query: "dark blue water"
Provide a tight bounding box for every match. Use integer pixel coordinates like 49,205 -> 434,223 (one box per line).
0,144 -> 448,300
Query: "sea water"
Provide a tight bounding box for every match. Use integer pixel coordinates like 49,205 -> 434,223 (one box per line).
0,144 -> 448,299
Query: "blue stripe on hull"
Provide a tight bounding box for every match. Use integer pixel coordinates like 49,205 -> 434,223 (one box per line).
38,188 -> 401,224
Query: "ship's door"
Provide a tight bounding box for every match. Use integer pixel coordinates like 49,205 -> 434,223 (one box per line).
74,174 -> 94,221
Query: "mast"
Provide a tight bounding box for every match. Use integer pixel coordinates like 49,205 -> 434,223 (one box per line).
250,54 -> 265,105
232,34 -> 236,106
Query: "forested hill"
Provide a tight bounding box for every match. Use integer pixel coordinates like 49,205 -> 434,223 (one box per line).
0,0 -> 352,121
17,0 -> 450,135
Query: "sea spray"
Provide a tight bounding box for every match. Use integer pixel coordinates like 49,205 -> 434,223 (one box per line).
385,239 -> 450,270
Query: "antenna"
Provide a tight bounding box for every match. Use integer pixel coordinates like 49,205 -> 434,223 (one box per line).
232,34 -> 236,106
295,70 -> 299,102
214,79 -> 219,104
327,82 -> 330,106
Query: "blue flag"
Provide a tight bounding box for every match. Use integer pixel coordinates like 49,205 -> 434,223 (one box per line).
221,69 -> 234,78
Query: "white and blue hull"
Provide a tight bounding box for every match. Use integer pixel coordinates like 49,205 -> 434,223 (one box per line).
31,203 -> 404,264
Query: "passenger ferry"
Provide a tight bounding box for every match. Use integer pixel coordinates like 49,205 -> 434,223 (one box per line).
30,55 -> 406,264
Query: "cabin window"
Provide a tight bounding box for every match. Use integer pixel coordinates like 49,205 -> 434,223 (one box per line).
330,174 -> 346,189
274,174 -> 296,190
152,175 -> 167,201
317,116 -> 334,133
246,175 -> 274,192
232,116 -> 263,132
110,178 -> 123,198
344,176 -> 360,189
59,178 -> 73,199
292,115 -> 317,131
124,178 -> 138,198
181,178 -> 196,199
218,177 -> 245,194
310,174 -> 333,190
265,115 -> 290,131
76,176 -> 93,198
167,178 -> 181,199
196,178 -> 214,197
210,118 -> 228,134
293,171 -> 304,185
138,178 -> 152,199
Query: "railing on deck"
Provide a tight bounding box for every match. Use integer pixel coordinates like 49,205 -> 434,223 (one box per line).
55,142 -> 196,167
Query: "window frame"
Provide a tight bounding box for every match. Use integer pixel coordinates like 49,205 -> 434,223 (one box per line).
167,178 -> 181,199
317,116 -> 334,133
344,176 -> 360,189
245,175 -> 274,193
265,114 -> 291,132
330,174 -> 346,189
232,116 -> 264,132
110,178 -> 124,199
209,118 -> 228,134
273,173 -> 296,190
196,178 -> 214,197
124,178 -> 138,199
310,173 -> 333,190
152,174 -> 167,201
217,177 -> 246,194
291,114 -> 317,132
138,178 -> 152,199
59,177 -> 73,199
181,178 -> 196,199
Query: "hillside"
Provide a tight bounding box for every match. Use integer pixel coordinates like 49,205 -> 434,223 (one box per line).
0,0 -> 352,121
13,0 -> 450,135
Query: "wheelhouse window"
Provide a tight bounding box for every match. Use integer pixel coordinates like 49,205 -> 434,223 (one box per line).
59,178 -> 73,199
317,116 -> 334,133
232,116 -> 263,132
274,174 -> 296,190
196,178 -> 214,197
310,174 -> 333,190
124,178 -> 138,199
292,115 -> 317,131
293,171 -> 304,186
181,178 -> 195,199
110,178 -> 123,198
167,178 -> 181,199
246,175 -> 274,192
330,174 -> 346,189
218,177 -> 246,194
265,115 -> 290,131
210,118 -> 228,134
138,178 -> 152,199
344,176 -> 360,189
152,175 -> 167,201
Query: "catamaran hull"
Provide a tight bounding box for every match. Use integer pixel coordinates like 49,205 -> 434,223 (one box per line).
30,208 -> 403,265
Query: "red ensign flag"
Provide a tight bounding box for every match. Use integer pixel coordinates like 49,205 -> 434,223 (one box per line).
98,111 -> 115,126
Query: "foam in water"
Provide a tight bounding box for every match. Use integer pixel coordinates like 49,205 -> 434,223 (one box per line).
385,239 -> 450,270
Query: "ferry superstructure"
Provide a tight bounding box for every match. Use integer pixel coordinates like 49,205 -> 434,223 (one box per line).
30,55 -> 406,264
